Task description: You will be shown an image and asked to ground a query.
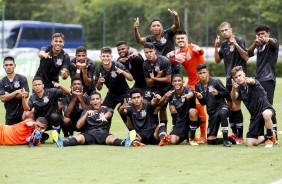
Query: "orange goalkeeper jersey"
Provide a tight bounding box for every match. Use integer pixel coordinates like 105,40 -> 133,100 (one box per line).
0,119 -> 35,145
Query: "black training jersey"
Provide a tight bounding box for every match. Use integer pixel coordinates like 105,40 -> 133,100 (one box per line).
219,36 -> 247,84
146,28 -> 175,56
167,87 -> 196,122
143,55 -> 172,93
94,62 -> 130,95
0,74 -> 29,120
237,80 -> 275,120
117,53 -> 147,89
35,45 -> 70,88
82,107 -> 114,132
195,77 -> 229,116
28,88 -> 64,118
69,57 -> 96,94
254,41 -> 279,82
126,102 -> 157,135
62,93 -> 90,118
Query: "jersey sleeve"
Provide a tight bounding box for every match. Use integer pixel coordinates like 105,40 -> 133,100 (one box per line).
87,59 -> 96,78
0,80 -> 5,95
161,57 -> 172,76
20,76 -> 29,92
215,79 -> 229,98
62,53 -> 70,70
69,58 -> 77,78
40,45 -> 50,52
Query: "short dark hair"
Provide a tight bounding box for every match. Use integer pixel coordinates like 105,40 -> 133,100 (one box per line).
144,42 -> 155,50
36,117 -> 48,125
231,66 -> 244,76
116,41 -> 127,47
71,77 -> 82,85
52,33 -> 64,40
76,46 -> 87,54
172,74 -> 183,80
3,56 -> 15,64
175,30 -> 187,36
150,18 -> 162,26
255,24 -> 270,33
196,64 -> 207,72
129,88 -> 143,97
32,77 -> 43,82
101,46 -> 112,54
90,91 -> 101,98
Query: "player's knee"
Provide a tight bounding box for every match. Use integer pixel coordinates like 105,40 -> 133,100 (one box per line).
62,117 -> 71,126
262,110 -> 272,121
189,108 -> 198,120
50,113 -> 62,126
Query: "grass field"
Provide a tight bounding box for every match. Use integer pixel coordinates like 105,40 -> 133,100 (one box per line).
0,77 -> 282,184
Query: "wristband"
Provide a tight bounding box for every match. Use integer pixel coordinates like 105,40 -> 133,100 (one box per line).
76,69 -> 81,74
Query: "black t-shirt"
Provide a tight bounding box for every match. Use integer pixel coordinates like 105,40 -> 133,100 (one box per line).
0,74 -> 29,120
143,55 -> 172,94
35,45 -> 70,88
125,102 -> 156,136
218,36 -> 247,85
195,77 -> 229,116
28,88 -> 64,118
82,107 -> 114,132
167,87 -> 196,122
69,57 -> 96,94
62,93 -> 90,118
117,53 -> 147,89
94,62 -> 130,95
254,41 -> 279,81
146,28 -> 175,56
237,80 -> 274,120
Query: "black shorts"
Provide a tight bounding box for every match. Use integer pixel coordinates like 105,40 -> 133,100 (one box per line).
226,84 -> 232,102
143,86 -> 156,102
207,107 -> 229,137
102,92 -> 129,109
139,129 -> 159,145
81,129 -> 111,145
6,115 -> 22,125
170,119 -> 188,141
246,109 -> 275,139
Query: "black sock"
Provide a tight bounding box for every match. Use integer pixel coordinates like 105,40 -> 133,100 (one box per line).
171,113 -> 177,126
272,116 -> 277,139
189,121 -> 198,140
207,139 -> 216,145
229,111 -> 237,135
113,138 -> 124,146
219,109 -> 229,140
63,137 -> 77,147
158,125 -> 167,140
207,138 -> 224,145
234,110 -> 243,138
266,129 -> 273,140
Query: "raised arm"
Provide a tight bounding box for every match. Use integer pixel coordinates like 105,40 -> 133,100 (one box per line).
168,9 -> 180,32
133,17 -> 147,44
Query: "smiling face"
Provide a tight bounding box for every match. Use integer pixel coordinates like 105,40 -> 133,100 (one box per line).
117,44 -> 129,57
51,36 -> 64,53
100,52 -> 112,66
172,76 -> 184,90
175,34 -> 188,48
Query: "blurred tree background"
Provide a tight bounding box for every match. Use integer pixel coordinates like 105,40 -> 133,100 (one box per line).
1,0 -> 281,49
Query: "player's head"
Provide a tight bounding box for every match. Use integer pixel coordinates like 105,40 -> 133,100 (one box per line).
100,46 -> 113,66
172,74 -> 184,90
35,117 -> 48,132
3,56 -> 16,75
76,46 -> 87,63
116,41 -> 129,57
90,92 -> 102,110
71,77 -> 83,92
175,30 -> 188,48
219,22 -> 232,39
255,24 -> 270,41
144,42 -> 156,62
51,33 -> 65,52
231,66 -> 246,85
150,18 -> 163,35
32,77 -> 44,93
196,64 -> 209,82
130,88 -> 143,106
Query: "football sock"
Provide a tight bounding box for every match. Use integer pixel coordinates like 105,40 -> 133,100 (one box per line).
229,111 -> 237,135
113,138 -> 124,146
220,109 -> 229,140
266,129 -> 273,140
234,110 -> 243,138
158,125 -> 167,140
171,113 -> 177,125
200,121 -> 206,138
207,138 -> 224,145
189,121 -> 198,140
272,116 -> 278,139
63,137 -> 77,147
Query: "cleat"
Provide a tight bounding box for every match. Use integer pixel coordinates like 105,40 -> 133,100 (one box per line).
195,137 -> 206,144
265,139 -> 274,148
132,141 -> 145,147
228,133 -> 236,144
52,130 -> 64,147
235,137 -> 244,145
188,139 -> 199,146
159,135 -> 170,146
223,140 -> 232,147
125,130 -> 137,147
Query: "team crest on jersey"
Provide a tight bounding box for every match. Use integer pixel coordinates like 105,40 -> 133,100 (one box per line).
43,96 -> 49,103
111,71 -> 117,78
154,65 -> 160,72
14,81 -> 20,88
181,96 -> 185,102
208,85 -> 214,92
229,45 -> 234,52
140,110 -> 147,117
160,37 -> 167,44
99,112 -> 105,120
56,58 -> 63,66
186,53 -> 191,60
78,103 -> 82,109
145,91 -> 151,98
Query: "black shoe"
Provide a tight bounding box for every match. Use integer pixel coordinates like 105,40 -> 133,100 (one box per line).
40,132 -> 49,144
223,140 -> 232,147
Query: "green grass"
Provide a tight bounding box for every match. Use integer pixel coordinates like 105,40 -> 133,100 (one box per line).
0,77 -> 282,184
